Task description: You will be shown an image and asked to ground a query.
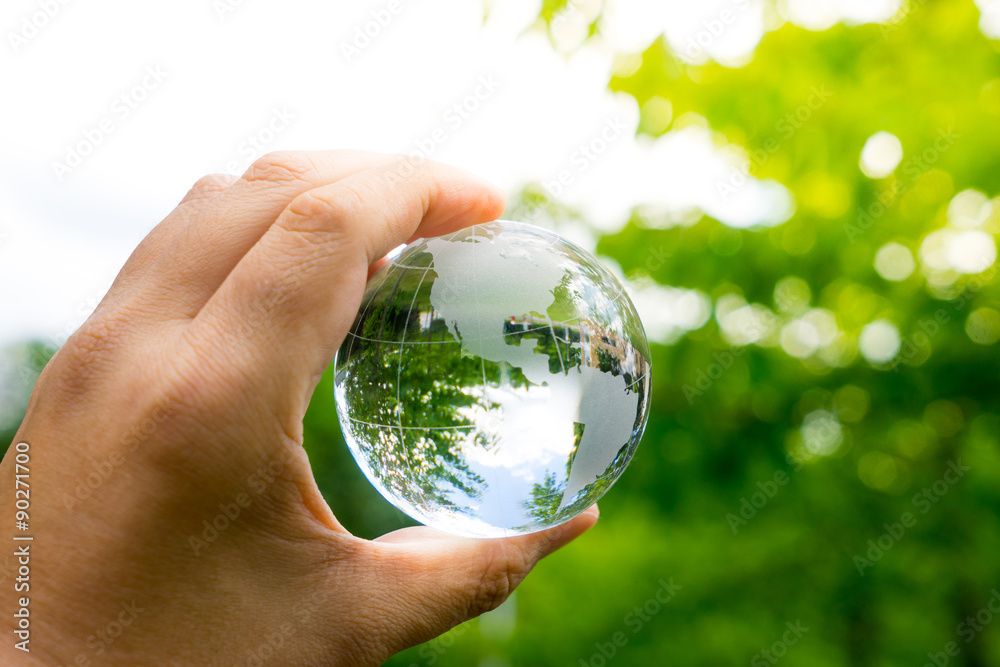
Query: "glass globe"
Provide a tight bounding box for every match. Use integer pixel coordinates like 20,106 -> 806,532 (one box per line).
334,220 -> 651,537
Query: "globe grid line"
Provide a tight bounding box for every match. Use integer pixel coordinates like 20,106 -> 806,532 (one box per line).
394,262 -> 434,511
346,417 -> 478,431
345,313 -> 622,346
546,313 -> 568,376
624,371 -> 650,393
389,257 -> 629,305
358,262 -> 423,513
472,225 -> 509,534
336,254 -> 397,385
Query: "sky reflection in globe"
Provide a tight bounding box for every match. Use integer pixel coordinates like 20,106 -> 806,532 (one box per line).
334,220 -> 651,537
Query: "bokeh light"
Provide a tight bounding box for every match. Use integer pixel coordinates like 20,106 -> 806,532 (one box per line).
874,242 -> 916,281
947,188 -> 993,228
923,399 -> 965,437
774,275 -> 812,314
858,319 -> 901,364
801,409 -> 844,457
947,229 -> 997,273
834,385 -> 870,422
966,307 -> 1000,345
857,450 -> 901,491
629,278 -> 711,344
859,131 -> 904,179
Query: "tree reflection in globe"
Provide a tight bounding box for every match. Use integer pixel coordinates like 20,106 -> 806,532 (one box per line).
334,220 -> 651,537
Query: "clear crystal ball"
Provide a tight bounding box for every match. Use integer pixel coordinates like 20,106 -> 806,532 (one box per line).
334,220 -> 651,537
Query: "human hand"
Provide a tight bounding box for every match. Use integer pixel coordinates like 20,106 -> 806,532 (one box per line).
0,151 -> 599,666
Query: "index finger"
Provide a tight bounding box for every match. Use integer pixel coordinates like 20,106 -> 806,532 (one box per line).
192,156 -> 506,389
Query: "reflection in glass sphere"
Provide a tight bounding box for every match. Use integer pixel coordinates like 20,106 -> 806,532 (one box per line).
334,220 -> 651,537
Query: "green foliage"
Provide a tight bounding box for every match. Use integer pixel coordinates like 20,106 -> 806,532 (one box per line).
383,2 -> 1000,665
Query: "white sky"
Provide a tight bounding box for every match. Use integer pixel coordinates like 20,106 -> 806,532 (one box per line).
0,0 -> 903,352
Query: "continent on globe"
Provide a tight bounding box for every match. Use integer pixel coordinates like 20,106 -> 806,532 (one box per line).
424,228 -> 640,508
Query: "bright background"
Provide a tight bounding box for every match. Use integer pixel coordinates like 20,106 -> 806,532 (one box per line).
3,0 -> 1000,665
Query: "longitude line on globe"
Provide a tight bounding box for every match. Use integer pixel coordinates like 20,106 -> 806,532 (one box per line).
472,227 -> 510,534
395,263 -> 435,509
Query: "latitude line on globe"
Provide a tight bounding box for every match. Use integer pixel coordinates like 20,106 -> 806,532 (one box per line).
339,257 -> 398,387
345,312 -> 616,346
390,259 -> 629,304
347,417 -> 477,431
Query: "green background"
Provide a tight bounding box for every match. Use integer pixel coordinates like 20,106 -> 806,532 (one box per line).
4,0 -> 1000,665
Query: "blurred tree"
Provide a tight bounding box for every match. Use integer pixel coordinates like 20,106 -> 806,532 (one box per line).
386,1 -> 1000,665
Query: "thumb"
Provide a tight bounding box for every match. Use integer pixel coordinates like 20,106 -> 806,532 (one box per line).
357,505 -> 600,657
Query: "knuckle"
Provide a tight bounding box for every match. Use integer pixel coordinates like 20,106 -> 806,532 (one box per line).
191,173 -> 224,189
59,309 -> 131,366
242,151 -> 315,186
277,186 -> 367,255
182,173 -> 235,202
467,545 -> 530,617
45,309 -> 136,398
469,568 -> 516,616
283,188 -> 352,234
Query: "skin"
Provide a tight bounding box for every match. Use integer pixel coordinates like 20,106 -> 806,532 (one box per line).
0,151 -> 599,666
